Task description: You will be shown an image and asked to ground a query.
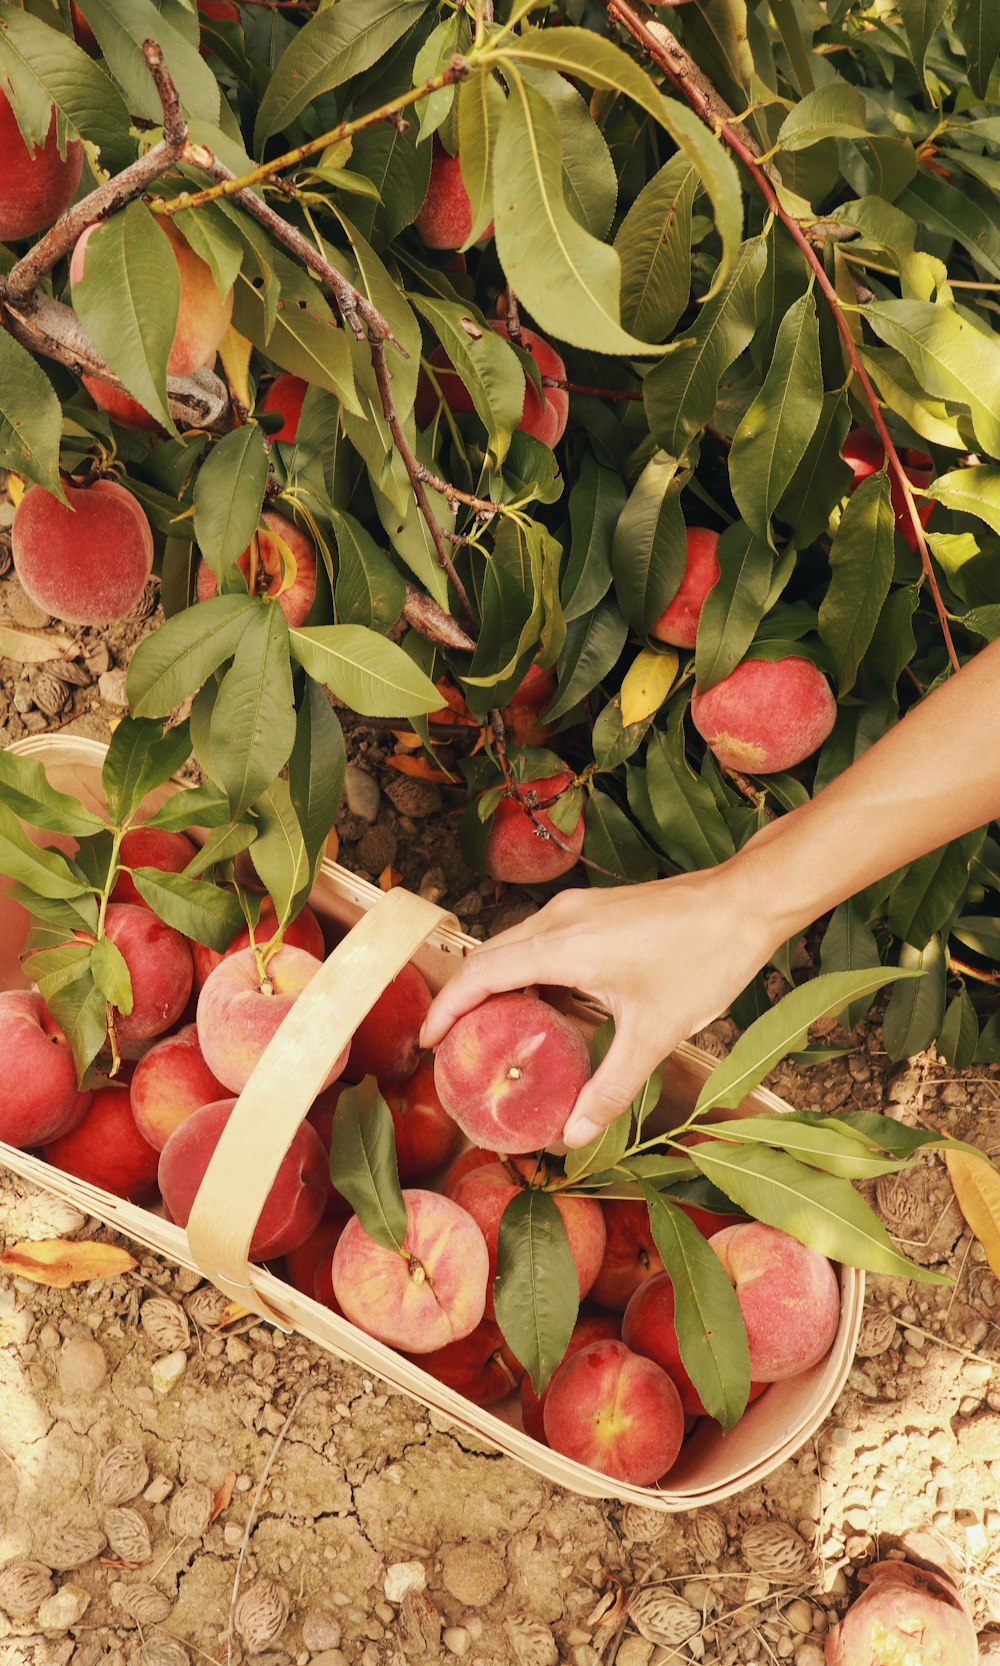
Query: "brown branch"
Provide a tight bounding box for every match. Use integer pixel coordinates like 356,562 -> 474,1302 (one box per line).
402,583 -> 476,651
490,711 -> 633,883
543,376 -> 644,402
606,0 -> 961,675
414,462 -> 503,519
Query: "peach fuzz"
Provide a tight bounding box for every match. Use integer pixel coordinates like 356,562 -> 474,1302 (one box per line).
12,479 -> 153,627
709,1222 -> 841,1381
381,1055 -> 464,1184
691,656 -> 837,774
434,991 -> 591,1154
345,961 -> 432,1085
103,903 -> 193,1053
590,1199 -> 664,1311
414,138 -> 485,250
453,1160 -> 606,1320
520,1311 -> 620,1443
196,945 -> 348,1095
0,92 -> 83,241
416,321 -> 568,450
404,1317 -> 525,1407
191,897 -> 326,992
0,990 -> 89,1148
45,1084 -> 160,1204
110,827 -> 198,907
483,771 -> 584,885
195,510 -> 318,627
260,373 -> 308,443
331,1188 -> 490,1352
129,1023 -> 227,1151
542,1339 -> 685,1485
649,527 -> 720,649
158,1098 -> 328,1259
842,427 -> 935,553
441,1146 -> 499,1198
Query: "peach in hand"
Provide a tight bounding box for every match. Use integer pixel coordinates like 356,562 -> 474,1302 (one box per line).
589,1199 -> 665,1311
129,1022 -> 227,1151
196,945 -> 348,1095
649,528 -> 720,649
381,1055 -> 464,1183
12,479 -> 154,627
520,1311 -> 620,1442
453,1160 -> 606,1320
345,962 -> 432,1085
195,510 -> 318,627
104,903 -> 194,1053
709,1221 -> 841,1381
331,1188 -> 489,1352
433,992 -> 591,1154
0,90 -> 83,242
542,1338 -> 685,1485
0,990 -> 89,1148
158,1098 -> 328,1259
45,1084 -> 160,1204
110,827 -> 198,907
483,771 -> 584,884
691,656 -> 837,774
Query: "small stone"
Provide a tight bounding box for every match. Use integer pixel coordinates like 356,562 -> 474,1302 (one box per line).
97,668 -> 129,706
144,1474 -> 173,1505
224,1524 -> 244,1547
616,1641 -> 654,1666
785,1602 -> 812,1636
302,1614 -> 342,1653
57,1336 -> 107,1395
7,581 -> 51,627
151,1350 -> 187,1394
37,1584 -> 91,1630
344,763 -> 381,823
38,1322 -> 61,1350
452,891 -> 482,919
418,865 -> 447,904
794,1647 -> 825,1666
440,1542 -> 506,1607
384,1560 -> 426,1603
309,1654 -> 349,1666
443,1627 -> 471,1656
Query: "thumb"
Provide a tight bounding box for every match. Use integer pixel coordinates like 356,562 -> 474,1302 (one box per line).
562,1027 -> 660,1149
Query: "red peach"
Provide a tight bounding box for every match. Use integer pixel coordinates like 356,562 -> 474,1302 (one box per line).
381,1055 -> 464,1184
45,1084 -> 160,1203
433,992 -> 591,1154
199,0 -> 239,16
191,897 -> 326,992
129,1022 -> 227,1151
440,1146 -> 499,1199
110,827 -> 197,907
281,1214 -> 350,1302
158,1098 -> 328,1259
104,903 -> 194,1054
709,1222 -> 841,1381
649,528 -> 721,649
0,990 -> 89,1148
620,1271 -> 767,1418
691,656 -> 837,774
80,379 -> 165,433
12,479 -> 153,627
0,91 -> 83,241
520,1311 -> 620,1442
414,138 -> 485,250
589,1199 -> 665,1311
345,962 -> 432,1085
452,1160 -> 606,1320
825,1561 -> 978,1666
304,1082 -> 352,1218
542,1339 -> 685,1485
331,1188 -> 489,1352
416,321 -> 568,449
196,945 -> 348,1095
405,1317 -> 525,1407
842,428 -> 935,552
506,661 -> 558,712
71,4 -> 100,51
483,771 -> 584,884
260,373 -> 308,443
195,510 -> 318,627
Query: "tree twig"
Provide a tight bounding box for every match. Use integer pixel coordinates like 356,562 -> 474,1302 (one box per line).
403,583 -> 477,650
543,377 -> 644,402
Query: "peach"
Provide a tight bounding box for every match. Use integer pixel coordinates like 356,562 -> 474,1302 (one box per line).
71,3 -> 99,51
260,372 -> 308,443
80,379 -> 166,433
110,827 -> 198,907
158,1097 -> 328,1258
649,528 -> 720,649
196,945 -> 348,1095
381,1055 -> 463,1183
44,1084 -> 160,1203
690,656 -> 837,774
195,510 -> 318,627
622,1270 -> 765,1418
103,903 -> 193,1054
416,321 -> 568,449
483,770 -> 584,884
281,1215 -> 350,1302
506,661 -> 557,712
406,1317 -> 525,1407
433,992 -> 591,1154
842,428 -> 935,552
520,1311 -> 620,1442
825,1561 -> 978,1666
709,1222 -> 841,1381
0,91 -> 83,241
590,1199 -> 665,1311
11,478 -> 153,626
414,138 -> 482,250
331,1188 -> 489,1352
345,962 -> 432,1085
0,991 -> 89,1148
542,1339 -> 685,1484
191,897 -> 326,992
128,1023 -> 227,1151
304,1082 -> 352,1217
453,1160 -> 606,1320
441,1146 -> 499,1199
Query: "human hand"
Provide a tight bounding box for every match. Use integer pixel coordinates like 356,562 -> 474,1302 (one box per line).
420,863 -> 784,1147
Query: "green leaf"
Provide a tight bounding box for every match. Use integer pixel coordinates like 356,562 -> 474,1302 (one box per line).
887,831 -> 984,951
347,120 -> 431,251
952,914 -> 1000,958
561,457 -> 622,623
776,82 -> 870,149
131,867 -> 245,949
0,751 -> 105,838
611,452 -> 686,635
864,300 -> 1000,460
42,968 -> 108,1086
0,804 -> 92,901
11,888 -> 97,936
819,902 -> 882,1028
688,1143 -> 947,1281
494,1189 -> 580,1395
183,819 -> 257,878
0,329 -> 64,499
208,606 -> 296,821
143,783 -> 234,832
410,294 -> 525,463
729,291 -> 823,543
254,0 -> 425,146
829,1108 -> 980,1159
897,170 -> 1000,282
102,717 -> 192,828
289,679 -> 345,881
695,968 -> 923,1115
70,201 -> 181,436
697,1115 -> 908,1180
882,937 -> 947,1062
645,724 -> 736,870
583,791 -> 658,887
817,472 -> 895,697
929,466 -> 1000,534
955,0 -> 1000,96
938,987 -> 979,1069
517,62 -> 619,242
0,6 -> 131,171
896,0 -> 951,83
694,524 -> 773,693
329,1077 -> 408,1252
458,67 -> 507,247
193,426 -> 269,583
126,594 -> 257,718
289,623 -> 442,718
73,0 -> 220,124
546,600 -> 627,722
248,777 -> 312,928
232,251 -> 359,414
615,155 -> 696,342
777,390 -> 853,549
90,937 -> 133,1016
642,1184 -> 750,1430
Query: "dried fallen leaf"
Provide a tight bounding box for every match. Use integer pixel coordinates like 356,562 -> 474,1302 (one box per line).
384,754 -> 458,785
379,866 -> 403,891
0,625 -> 81,663
325,826 -> 340,863
391,729 -> 424,750
218,324 -> 253,410
620,647 -> 678,727
209,1470 -> 237,1524
0,1240 -> 137,1287
945,1150 -> 1000,1279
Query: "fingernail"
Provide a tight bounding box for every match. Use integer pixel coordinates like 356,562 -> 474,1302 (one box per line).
564,1116 -> 601,1148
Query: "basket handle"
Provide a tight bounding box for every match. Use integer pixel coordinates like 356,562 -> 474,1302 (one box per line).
185,887 -> 456,1324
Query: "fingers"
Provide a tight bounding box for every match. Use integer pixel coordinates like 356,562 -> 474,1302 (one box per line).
562,1022 -> 675,1148
420,896 -> 584,1048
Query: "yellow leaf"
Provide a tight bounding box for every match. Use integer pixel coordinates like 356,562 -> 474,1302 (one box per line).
325,826 -> 340,863
0,626 -> 81,664
620,648 -> 678,727
218,325 -> 254,410
0,1239 -> 137,1288
7,474 -> 25,508
945,1150 -> 1000,1279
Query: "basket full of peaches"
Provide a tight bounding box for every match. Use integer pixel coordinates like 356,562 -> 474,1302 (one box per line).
0,724 -> 971,1505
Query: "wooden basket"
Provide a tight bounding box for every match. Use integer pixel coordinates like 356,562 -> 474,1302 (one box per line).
0,735 -> 864,1509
